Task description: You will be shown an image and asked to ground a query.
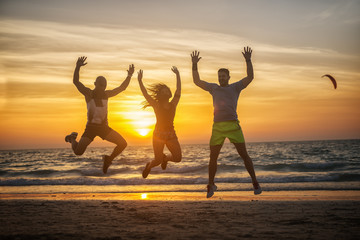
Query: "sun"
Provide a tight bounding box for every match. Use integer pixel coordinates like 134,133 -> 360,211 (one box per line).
117,110 -> 155,137
137,128 -> 151,137
141,193 -> 148,199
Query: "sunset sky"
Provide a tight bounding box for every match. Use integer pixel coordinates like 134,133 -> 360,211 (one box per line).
0,0 -> 359,149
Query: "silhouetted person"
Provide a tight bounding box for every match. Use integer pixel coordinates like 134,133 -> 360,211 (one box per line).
191,47 -> 261,198
65,56 -> 134,174
137,67 -> 182,178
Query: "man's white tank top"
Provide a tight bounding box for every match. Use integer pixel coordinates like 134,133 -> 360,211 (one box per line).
87,91 -> 108,125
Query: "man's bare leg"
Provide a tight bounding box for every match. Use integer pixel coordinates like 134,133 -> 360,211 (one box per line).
68,135 -> 92,156
102,130 -> 127,174
233,142 -> 262,194
209,145 -> 222,185
206,144 -> 222,198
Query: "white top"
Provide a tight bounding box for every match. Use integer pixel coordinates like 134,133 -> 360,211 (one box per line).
86,91 -> 108,125
205,80 -> 246,122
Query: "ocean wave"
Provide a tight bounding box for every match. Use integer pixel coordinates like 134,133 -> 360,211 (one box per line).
256,162 -> 349,172
0,167 -> 138,178
1,172 -> 359,186
149,165 -> 208,174
1,140 -> 359,191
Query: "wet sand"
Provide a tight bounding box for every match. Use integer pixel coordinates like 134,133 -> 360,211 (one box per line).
1,191 -> 359,240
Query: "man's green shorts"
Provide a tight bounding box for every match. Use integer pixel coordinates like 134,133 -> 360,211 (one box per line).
210,120 -> 245,146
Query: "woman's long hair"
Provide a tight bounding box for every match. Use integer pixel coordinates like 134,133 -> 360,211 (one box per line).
142,83 -> 171,109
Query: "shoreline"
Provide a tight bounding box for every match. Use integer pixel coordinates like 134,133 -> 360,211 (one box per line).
1,190 -> 360,201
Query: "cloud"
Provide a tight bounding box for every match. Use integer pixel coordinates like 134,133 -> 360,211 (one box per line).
304,1 -> 360,25
2,81 -> 76,99
1,18 -> 359,109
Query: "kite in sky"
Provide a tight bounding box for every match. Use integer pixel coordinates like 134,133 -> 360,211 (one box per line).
322,74 -> 337,89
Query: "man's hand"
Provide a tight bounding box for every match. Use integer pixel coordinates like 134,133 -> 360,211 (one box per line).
241,46 -> 254,88
242,46 -> 252,61
127,64 -> 135,76
191,50 -> 202,64
137,70 -> 143,82
171,66 -> 179,75
105,64 -> 134,98
76,56 -> 87,68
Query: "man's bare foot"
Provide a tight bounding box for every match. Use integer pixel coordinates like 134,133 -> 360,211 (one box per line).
161,154 -> 168,170
253,182 -> 262,195
65,132 -> 78,143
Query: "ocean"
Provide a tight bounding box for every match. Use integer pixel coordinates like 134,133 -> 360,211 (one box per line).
1,139 -> 359,194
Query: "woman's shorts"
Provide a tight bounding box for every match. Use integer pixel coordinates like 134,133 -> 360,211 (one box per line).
153,129 -> 178,143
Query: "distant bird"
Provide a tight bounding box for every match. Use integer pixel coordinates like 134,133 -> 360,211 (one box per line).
322,74 -> 337,89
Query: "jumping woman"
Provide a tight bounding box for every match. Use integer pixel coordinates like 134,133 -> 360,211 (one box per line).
137,67 -> 182,178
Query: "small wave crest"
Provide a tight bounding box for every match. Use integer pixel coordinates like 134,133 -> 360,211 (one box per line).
1,172 -> 359,186
257,162 -> 348,172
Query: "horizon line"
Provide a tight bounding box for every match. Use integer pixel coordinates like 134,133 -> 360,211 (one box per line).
1,138 -> 359,151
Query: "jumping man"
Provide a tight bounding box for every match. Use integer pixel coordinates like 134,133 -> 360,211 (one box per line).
65,56 -> 134,174
191,47 -> 262,198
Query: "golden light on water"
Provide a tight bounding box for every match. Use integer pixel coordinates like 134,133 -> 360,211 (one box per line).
141,193 -> 148,199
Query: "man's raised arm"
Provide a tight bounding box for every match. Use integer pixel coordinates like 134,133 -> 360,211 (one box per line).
191,50 -> 209,91
73,56 -> 91,96
240,46 -> 254,88
106,64 -> 134,98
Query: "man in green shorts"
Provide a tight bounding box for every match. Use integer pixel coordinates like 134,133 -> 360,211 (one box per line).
191,47 -> 262,198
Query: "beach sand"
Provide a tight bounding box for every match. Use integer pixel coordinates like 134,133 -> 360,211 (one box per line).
1,191 -> 359,240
